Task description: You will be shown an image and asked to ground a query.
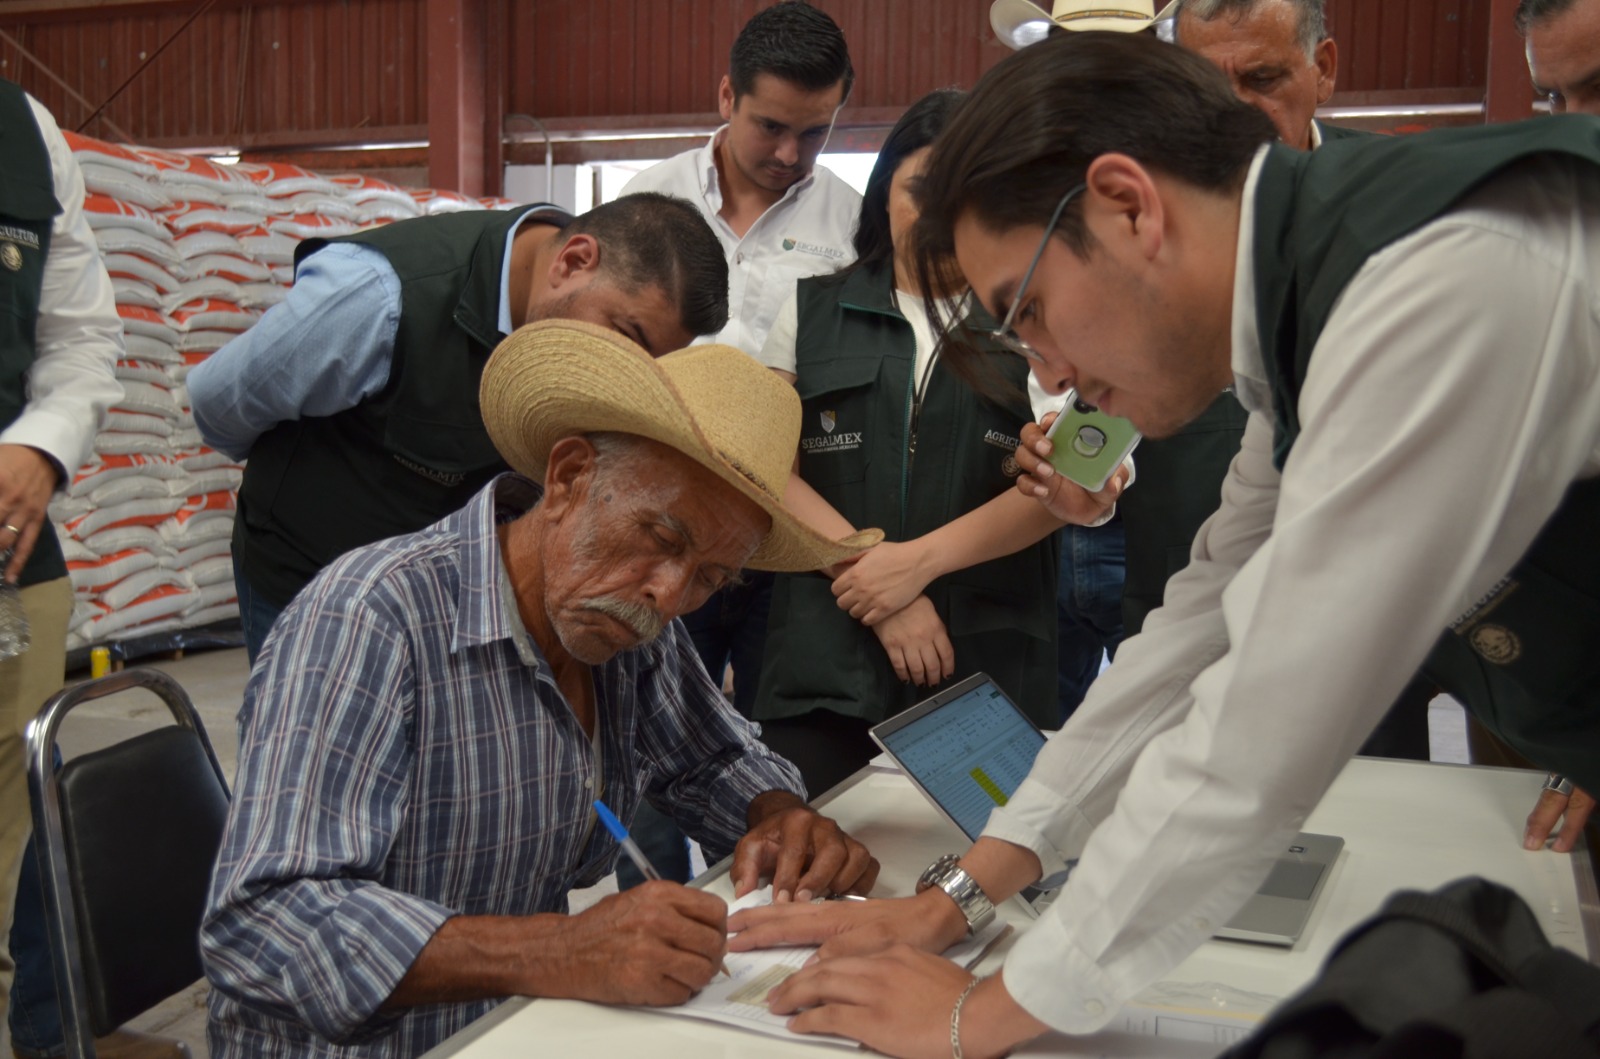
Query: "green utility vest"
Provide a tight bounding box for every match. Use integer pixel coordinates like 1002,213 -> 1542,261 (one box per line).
234,205 -> 568,608
1252,118 -> 1600,788
755,266 -> 1058,729
0,79 -> 67,588
1117,392 -> 1248,636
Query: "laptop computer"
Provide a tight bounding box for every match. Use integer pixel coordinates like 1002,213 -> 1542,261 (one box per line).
869,672 -> 1344,947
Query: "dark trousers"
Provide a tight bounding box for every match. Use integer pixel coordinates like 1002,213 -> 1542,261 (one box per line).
235,565 -> 286,666
9,751 -> 62,1058
758,710 -> 878,800
1055,523 -> 1127,724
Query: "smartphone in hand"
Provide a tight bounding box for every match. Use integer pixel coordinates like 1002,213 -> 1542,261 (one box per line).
1044,394 -> 1141,492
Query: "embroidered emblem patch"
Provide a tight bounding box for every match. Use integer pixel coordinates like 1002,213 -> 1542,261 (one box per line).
0,243 -> 21,272
781,237 -> 847,261
1001,455 -> 1021,478
820,410 -> 836,434
392,453 -> 466,487
1469,624 -> 1521,665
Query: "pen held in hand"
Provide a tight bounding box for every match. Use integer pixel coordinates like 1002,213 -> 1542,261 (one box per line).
593,799 -> 731,978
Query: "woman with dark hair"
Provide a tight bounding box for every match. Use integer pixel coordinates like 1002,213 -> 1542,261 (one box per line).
750,89 -> 1124,796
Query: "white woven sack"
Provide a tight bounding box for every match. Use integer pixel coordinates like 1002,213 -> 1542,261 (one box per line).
121,333 -> 182,364
111,281 -> 162,309
103,254 -> 181,294
93,228 -> 182,265
88,473 -> 174,508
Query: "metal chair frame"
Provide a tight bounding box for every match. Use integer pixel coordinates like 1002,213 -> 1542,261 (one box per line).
24,667 -> 229,1059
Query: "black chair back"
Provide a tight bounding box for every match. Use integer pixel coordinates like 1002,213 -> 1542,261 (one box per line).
25,667 -> 230,1058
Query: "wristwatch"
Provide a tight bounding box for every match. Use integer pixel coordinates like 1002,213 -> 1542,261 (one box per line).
916,853 -> 995,935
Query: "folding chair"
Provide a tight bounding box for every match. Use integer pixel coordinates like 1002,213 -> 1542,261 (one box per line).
24,667 -> 231,1059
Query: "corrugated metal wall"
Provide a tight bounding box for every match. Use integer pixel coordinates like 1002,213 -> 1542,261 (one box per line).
1,0 -> 1505,146
508,0 -> 999,119
0,0 -> 426,144
1329,0 -> 1490,92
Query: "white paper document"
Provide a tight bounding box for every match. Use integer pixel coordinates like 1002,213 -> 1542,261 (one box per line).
641,886 -> 1009,1048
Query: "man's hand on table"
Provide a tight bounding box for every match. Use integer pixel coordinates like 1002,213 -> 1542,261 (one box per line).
732,791 -> 880,901
765,949 -> 1047,1059
726,886 -> 967,958
1524,780 -> 1595,852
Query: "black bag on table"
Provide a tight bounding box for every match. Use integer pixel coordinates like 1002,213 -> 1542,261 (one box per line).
1223,876 -> 1600,1059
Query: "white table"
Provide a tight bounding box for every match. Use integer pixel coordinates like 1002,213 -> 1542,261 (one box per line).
422,757 -> 1598,1058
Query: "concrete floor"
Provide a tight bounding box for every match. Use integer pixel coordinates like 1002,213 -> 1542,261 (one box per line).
9,645 -> 1475,1057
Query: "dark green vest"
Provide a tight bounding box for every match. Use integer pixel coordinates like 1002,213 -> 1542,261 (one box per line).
1117,392 -> 1248,636
0,79 -> 67,588
1251,118 -> 1600,788
235,204 -> 568,608
755,266 -> 1058,728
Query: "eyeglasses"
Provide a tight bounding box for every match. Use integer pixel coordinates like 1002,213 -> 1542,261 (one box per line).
988,183 -> 1086,362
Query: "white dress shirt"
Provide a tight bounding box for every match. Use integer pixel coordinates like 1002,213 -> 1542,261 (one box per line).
6,96 -> 123,478
621,128 -> 860,356
984,147 -> 1600,1034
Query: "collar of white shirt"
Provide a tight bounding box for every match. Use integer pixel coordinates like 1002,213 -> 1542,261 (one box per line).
694,125 -> 818,219
1228,145 -> 1276,417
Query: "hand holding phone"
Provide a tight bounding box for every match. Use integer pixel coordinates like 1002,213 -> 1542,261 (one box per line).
1043,394 -> 1141,492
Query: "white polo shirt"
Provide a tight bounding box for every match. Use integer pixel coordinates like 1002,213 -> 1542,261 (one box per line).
621,127 -> 860,356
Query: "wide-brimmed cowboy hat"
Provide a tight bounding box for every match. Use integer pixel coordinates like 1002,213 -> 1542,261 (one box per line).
480,319 -> 883,572
990,0 -> 1179,47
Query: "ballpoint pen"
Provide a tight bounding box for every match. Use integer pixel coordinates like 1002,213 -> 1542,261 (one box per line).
593,799 -> 731,977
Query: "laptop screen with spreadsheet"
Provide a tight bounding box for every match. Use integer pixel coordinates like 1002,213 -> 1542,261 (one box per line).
871,673 -> 1046,841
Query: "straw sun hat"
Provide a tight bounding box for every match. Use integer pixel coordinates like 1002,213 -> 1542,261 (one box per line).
990,0 -> 1179,48
480,319 -> 883,573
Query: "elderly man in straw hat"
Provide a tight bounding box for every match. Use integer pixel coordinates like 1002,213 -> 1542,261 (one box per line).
199,320 -> 882,1059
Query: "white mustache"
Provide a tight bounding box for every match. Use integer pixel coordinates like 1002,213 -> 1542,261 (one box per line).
580,597 -> 664,642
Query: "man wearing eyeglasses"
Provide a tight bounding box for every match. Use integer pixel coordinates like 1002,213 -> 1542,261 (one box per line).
1520,0 -> 1600,116
723,35 -> 1600,1056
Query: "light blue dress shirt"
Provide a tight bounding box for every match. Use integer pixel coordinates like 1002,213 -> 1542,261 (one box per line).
188,207 -> 566,461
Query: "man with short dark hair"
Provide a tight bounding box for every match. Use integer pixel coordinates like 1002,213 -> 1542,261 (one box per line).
724,33 -> 1600,1056
618,1 -> 861,883
189,193 -> 728,661
623,0 -> 860,358
201,321 -> 882,1058
1519,0 -> 1600,116
1173,0 -> 1342,150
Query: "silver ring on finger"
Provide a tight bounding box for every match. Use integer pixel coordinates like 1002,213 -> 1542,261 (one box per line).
2,524 -> 18,536
1543,772 -> 1574,797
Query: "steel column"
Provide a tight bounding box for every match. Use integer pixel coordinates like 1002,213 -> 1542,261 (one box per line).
426,0 -> 488,196
1484,0 -> 1535,123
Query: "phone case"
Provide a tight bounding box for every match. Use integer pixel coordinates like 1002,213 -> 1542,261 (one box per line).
1044,396 -> 1141,492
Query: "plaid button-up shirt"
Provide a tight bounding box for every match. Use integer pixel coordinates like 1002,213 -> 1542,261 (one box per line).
201,475 -> 804,1058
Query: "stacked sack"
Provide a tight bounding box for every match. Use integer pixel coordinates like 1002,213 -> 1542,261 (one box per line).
56,132 -> 508,652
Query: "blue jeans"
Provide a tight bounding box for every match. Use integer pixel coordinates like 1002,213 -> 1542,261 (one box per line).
10,752 -> 64,1058
617,573 -> 775,890
1055,522 -> 1127,724
235,566 -> 285,666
